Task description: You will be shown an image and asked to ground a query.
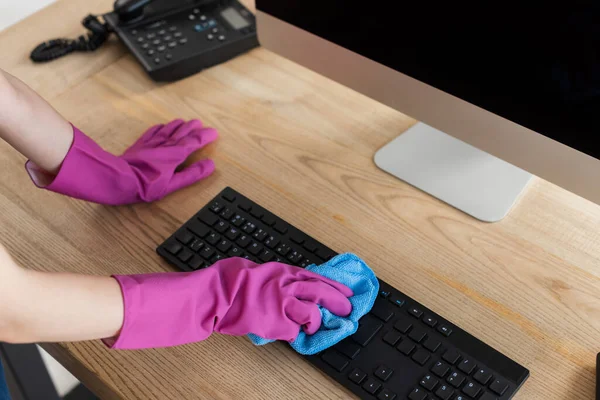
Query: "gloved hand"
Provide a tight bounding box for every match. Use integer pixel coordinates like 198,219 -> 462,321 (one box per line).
25,119 -> 218,205
105,258 -> 354,349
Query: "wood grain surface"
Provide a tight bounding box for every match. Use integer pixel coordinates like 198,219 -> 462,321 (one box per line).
1,1 -> 599,398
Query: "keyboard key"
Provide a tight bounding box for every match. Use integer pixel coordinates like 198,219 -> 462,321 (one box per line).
447,371 -> 465,388
273,221 -> 288,234
302,240 -> 317,253
473,368 -> 493,385
188,221 -> 210,238
479,392 -> 499,400
260,213 -> 276,226
379,290 -> 391,298
431,361 -> 450,378
352,315 -> 382,346
220,208 -> 234,220
242,222 -> 256,234
238,200 -> 252,211
377,388 -> 396,400
348,368 -> 366,384
316,247 -> 334,260
248,242 -> 264,255
457,358 -> 476,375
442,349 -> 461,365
231,214 -> 246,227
396,339 -> 415,355
215,220 -> 229,233
211,254 -> 224,264
176,230 -> 194,244
250,207 -> 264,218
221,191 -> 236,202
393,319 -> 412,334
335,340 -> 361,359
388,295 -> 405,307
252,228 -> 268,242
259,249 -> 275,262
374,365 -> 393,381
423,337 -> 441,353
437,324 -> 452,337
419,374 -> 439,391
264,235 -> 280,249
188,256 -> 205,270
287,250 -> 304,263
370,302 -> 395,322
434,384 -> 454,400
362,379 -> 381,395
412,349 -> 431,366
408,326 -> 427,343
225,227 -> 241,240
382,331 -> 402,346
198,210 -> 218,226
408,306 -> 424,318
462,381 -> 481,398
200,245 -> 215,260
489,379 -> 508,395
408,388 -> 427,400
299,258 -> 314,268
422,315 -> 437,327
206,232 -> 220,245
275,243 -> 291,256
321,350 -> 348,372
177,248 -> 193,263
227,246 -> 244,257
290,232 -> 305,244
237,234 -> 252,248
165,241 -> 182,255
209,201 -> 224,213
189,239 -> 204,252
455,395 -> 470,400
217,239 -> 232,253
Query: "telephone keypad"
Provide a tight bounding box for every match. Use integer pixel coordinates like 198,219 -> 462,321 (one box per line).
111,0 -> 258,81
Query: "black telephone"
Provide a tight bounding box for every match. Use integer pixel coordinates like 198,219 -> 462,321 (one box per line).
31,0 -> 259,82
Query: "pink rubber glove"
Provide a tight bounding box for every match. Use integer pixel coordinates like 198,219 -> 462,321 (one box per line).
105,258 -> 353,349
25,119 -> 218,205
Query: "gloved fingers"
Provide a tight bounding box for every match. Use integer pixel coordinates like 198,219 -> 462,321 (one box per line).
166,160 -> 215,193
174,127 -> 219,155
146,119 -> 186,146
290,279 -> 353,317
168,119 -> 204,142
292,269 -> 354,298
137,123 -> 165,144
285,298 -> 323,335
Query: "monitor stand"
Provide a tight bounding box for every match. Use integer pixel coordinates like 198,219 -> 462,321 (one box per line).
374,123 -> 532,222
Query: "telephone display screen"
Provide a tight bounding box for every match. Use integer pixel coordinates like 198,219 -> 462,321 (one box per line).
221,7 -> 249,30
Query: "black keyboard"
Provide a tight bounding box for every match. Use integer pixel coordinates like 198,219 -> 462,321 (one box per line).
157,187 -> 529,400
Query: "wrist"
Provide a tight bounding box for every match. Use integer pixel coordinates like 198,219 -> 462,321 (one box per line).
0,72 -> 73,173
106,270 -> 216,349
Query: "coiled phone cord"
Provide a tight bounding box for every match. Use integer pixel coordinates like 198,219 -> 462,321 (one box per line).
30,14 -> 112,63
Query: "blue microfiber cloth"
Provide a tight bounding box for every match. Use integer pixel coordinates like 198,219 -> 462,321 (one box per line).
248,253 -> 379,355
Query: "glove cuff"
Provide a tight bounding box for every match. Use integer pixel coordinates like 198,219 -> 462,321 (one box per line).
26,124 -> 140,205
104,270 -> 222,349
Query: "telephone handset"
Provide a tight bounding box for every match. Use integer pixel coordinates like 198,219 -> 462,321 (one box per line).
31,0 -> 259,82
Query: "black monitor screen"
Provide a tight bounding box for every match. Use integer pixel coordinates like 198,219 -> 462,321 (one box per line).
257,1 -> 600,160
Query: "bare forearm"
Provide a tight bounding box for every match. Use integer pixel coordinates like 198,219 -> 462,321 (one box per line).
0,250 -> 124,344
12,270 -> 124,343
0,69 -> 73,174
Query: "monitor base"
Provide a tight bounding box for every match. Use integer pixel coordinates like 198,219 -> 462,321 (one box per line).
374,123 -> 532,222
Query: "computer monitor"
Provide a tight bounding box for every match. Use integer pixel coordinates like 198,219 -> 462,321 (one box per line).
255,1 -> 600,222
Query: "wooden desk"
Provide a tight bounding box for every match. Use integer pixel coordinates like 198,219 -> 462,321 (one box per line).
1,1 -> 600,398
